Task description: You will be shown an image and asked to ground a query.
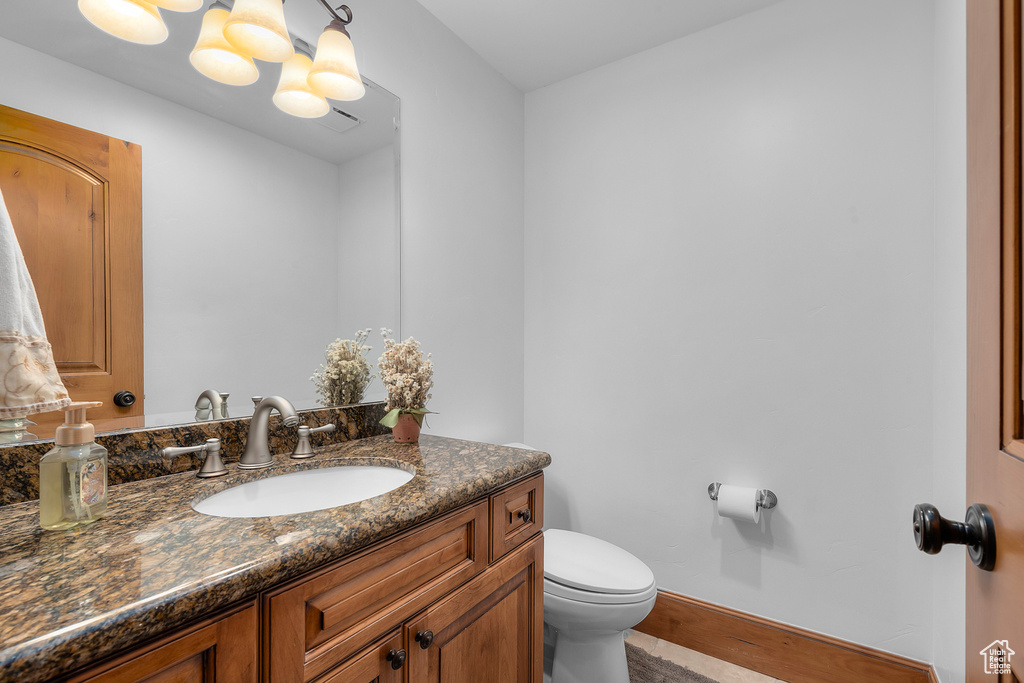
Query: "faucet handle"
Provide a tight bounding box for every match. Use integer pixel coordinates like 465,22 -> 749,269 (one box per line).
291,423 -> 336,459
251,396 -> 264,409
160,438 -> 228,478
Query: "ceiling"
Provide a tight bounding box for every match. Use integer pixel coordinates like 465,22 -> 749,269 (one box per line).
414,0 -> 784,92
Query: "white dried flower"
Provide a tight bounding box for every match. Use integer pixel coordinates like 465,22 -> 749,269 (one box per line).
311,329 -> 373,407
378,330 -> 433,412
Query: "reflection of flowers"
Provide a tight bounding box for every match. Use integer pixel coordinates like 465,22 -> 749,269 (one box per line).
310,329 -> 373,407
378,329 -> 433,427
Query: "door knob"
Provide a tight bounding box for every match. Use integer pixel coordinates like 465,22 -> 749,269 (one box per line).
913,503 -> 996,571
518,508 -> 531,523
113,390 -> 136,407
415,630 -> 434,649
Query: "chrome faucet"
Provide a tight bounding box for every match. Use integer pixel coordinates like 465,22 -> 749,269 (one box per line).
239,396 -> 299,469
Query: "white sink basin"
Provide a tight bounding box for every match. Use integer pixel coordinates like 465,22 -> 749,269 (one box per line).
192,465 -> 414,518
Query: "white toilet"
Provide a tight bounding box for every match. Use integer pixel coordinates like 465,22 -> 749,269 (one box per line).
543,529 -> 657,683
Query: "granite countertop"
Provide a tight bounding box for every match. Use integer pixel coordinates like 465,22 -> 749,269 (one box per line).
0,435 -> 550,683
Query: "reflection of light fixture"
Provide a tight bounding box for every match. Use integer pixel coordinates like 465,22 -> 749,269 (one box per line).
78,0 -> 169,45
273,42 -> 329,118
190,3 -> 259,85
79,0 -> 366,116
150,0 -> 203,10
223,0 -> 294,63
307,7 -> 364,102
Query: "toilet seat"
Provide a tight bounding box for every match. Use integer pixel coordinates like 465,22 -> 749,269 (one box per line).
544,529 -> 656,604
545,576 -> 657,605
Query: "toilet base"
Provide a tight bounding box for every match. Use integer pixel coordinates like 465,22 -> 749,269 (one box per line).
550,628 -> 630,683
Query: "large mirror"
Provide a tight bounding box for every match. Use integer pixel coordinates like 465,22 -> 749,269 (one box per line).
0,1 -> 400,434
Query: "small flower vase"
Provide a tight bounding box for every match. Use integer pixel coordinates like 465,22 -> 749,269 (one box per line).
392,413 -> 421,443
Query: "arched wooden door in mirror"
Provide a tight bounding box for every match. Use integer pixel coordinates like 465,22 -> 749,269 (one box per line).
0,104 -> 143,438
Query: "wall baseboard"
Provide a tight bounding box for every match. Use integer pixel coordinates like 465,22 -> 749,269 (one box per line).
635,591 -> 937,683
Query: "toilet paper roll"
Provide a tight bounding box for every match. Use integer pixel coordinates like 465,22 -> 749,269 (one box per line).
716,485 -> 761,523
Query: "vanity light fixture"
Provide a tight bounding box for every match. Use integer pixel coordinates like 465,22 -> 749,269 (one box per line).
307,3 -> 365,102
190,2 -> 260,86
273,41 -> 330,118
222,0 -> 294,63
77,0 -> 170,45
78,0 -> 366,118
150,0 -> 204,10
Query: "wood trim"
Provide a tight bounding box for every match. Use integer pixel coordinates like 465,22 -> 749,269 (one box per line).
1001,0 -> 1024,449
636,591 -> 935,683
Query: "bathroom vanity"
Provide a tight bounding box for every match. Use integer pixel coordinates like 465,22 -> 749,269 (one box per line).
0,435 -> 548,683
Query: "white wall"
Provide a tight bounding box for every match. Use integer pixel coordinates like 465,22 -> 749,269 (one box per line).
0,37 -> 342,424
930,1 -> 967,680
526,0 -> 947,666
337,144 -> 399,404
349,0 -> 526,443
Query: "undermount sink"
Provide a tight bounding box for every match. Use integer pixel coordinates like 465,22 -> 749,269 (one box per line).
191,465 -> 415,518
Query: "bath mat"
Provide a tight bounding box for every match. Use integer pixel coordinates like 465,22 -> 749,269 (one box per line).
626,642 -> 721,683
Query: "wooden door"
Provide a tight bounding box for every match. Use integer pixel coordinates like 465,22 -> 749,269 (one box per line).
967,1 -> 1024,680
63,601 -> 257,683
0,104 -> 143,436
406,536 -> 543,683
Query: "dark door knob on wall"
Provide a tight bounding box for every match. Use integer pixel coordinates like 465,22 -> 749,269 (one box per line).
913,503 -> 996,571
113,390 -> 136,407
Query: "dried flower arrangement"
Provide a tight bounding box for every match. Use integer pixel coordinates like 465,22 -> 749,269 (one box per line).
310,329 -> 373,407
378,328 -> 434,428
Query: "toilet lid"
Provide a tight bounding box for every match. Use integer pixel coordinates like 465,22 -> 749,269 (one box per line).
544,529 -> 655,595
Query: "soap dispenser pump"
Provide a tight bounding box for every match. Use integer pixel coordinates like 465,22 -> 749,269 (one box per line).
39,401 -> 108,530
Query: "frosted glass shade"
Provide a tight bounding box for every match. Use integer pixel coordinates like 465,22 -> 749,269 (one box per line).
273,53 -> 329,118
223,0 -> 293,63
78,0 -> 168,45
307,28 -> 365,101
190,7 -> 259,86
149,0 -> 202,10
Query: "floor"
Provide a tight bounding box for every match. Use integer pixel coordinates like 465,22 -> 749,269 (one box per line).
626,631 -> 788,683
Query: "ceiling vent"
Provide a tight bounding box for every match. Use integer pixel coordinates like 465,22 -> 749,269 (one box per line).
316,106 -> 361,134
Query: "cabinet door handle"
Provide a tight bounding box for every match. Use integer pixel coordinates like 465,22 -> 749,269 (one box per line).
517,508 -> 532,523
415,630 -> 434,649
386,648 -> 406,670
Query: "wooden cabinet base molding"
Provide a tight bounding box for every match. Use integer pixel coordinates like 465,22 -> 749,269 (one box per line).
636,590 -> 937,683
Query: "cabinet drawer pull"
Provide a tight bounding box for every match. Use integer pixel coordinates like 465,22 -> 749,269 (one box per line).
415,630 -> 434,649
386,648 -> 407,670
517,509 -> 531,523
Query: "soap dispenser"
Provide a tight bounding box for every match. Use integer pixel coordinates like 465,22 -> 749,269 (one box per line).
39,401 -> 108,530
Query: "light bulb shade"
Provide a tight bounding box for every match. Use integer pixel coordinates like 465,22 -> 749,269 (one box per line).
78,0 -> 168,45
190,7 -> 259,85
273,53 -> 330,118
223,0 -> 293,63
307,27 -> 365,101
149,0 -> 202,10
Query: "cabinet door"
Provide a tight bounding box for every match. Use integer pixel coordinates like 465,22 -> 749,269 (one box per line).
62,601 -> 257,683
406,535 -> 543,683
314,630 -> 404,683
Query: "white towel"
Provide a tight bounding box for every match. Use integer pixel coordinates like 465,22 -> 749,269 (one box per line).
0,185 -> 71,417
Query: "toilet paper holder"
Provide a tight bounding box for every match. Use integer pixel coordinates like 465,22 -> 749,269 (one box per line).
707,482 -> 777,510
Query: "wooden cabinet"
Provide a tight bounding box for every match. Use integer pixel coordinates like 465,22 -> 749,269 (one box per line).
263,502 -> 489,682
406,536 -> 543,683
62,601 -> 257,683
55,473 -> 544,683
489,474 -> 543,562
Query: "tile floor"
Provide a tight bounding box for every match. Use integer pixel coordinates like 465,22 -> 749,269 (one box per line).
626,631 -> 787,683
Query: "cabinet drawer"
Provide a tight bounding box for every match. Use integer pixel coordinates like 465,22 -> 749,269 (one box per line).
489,473 -> 543,561
264,501 -> 488,683
314,629 -> 403,683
